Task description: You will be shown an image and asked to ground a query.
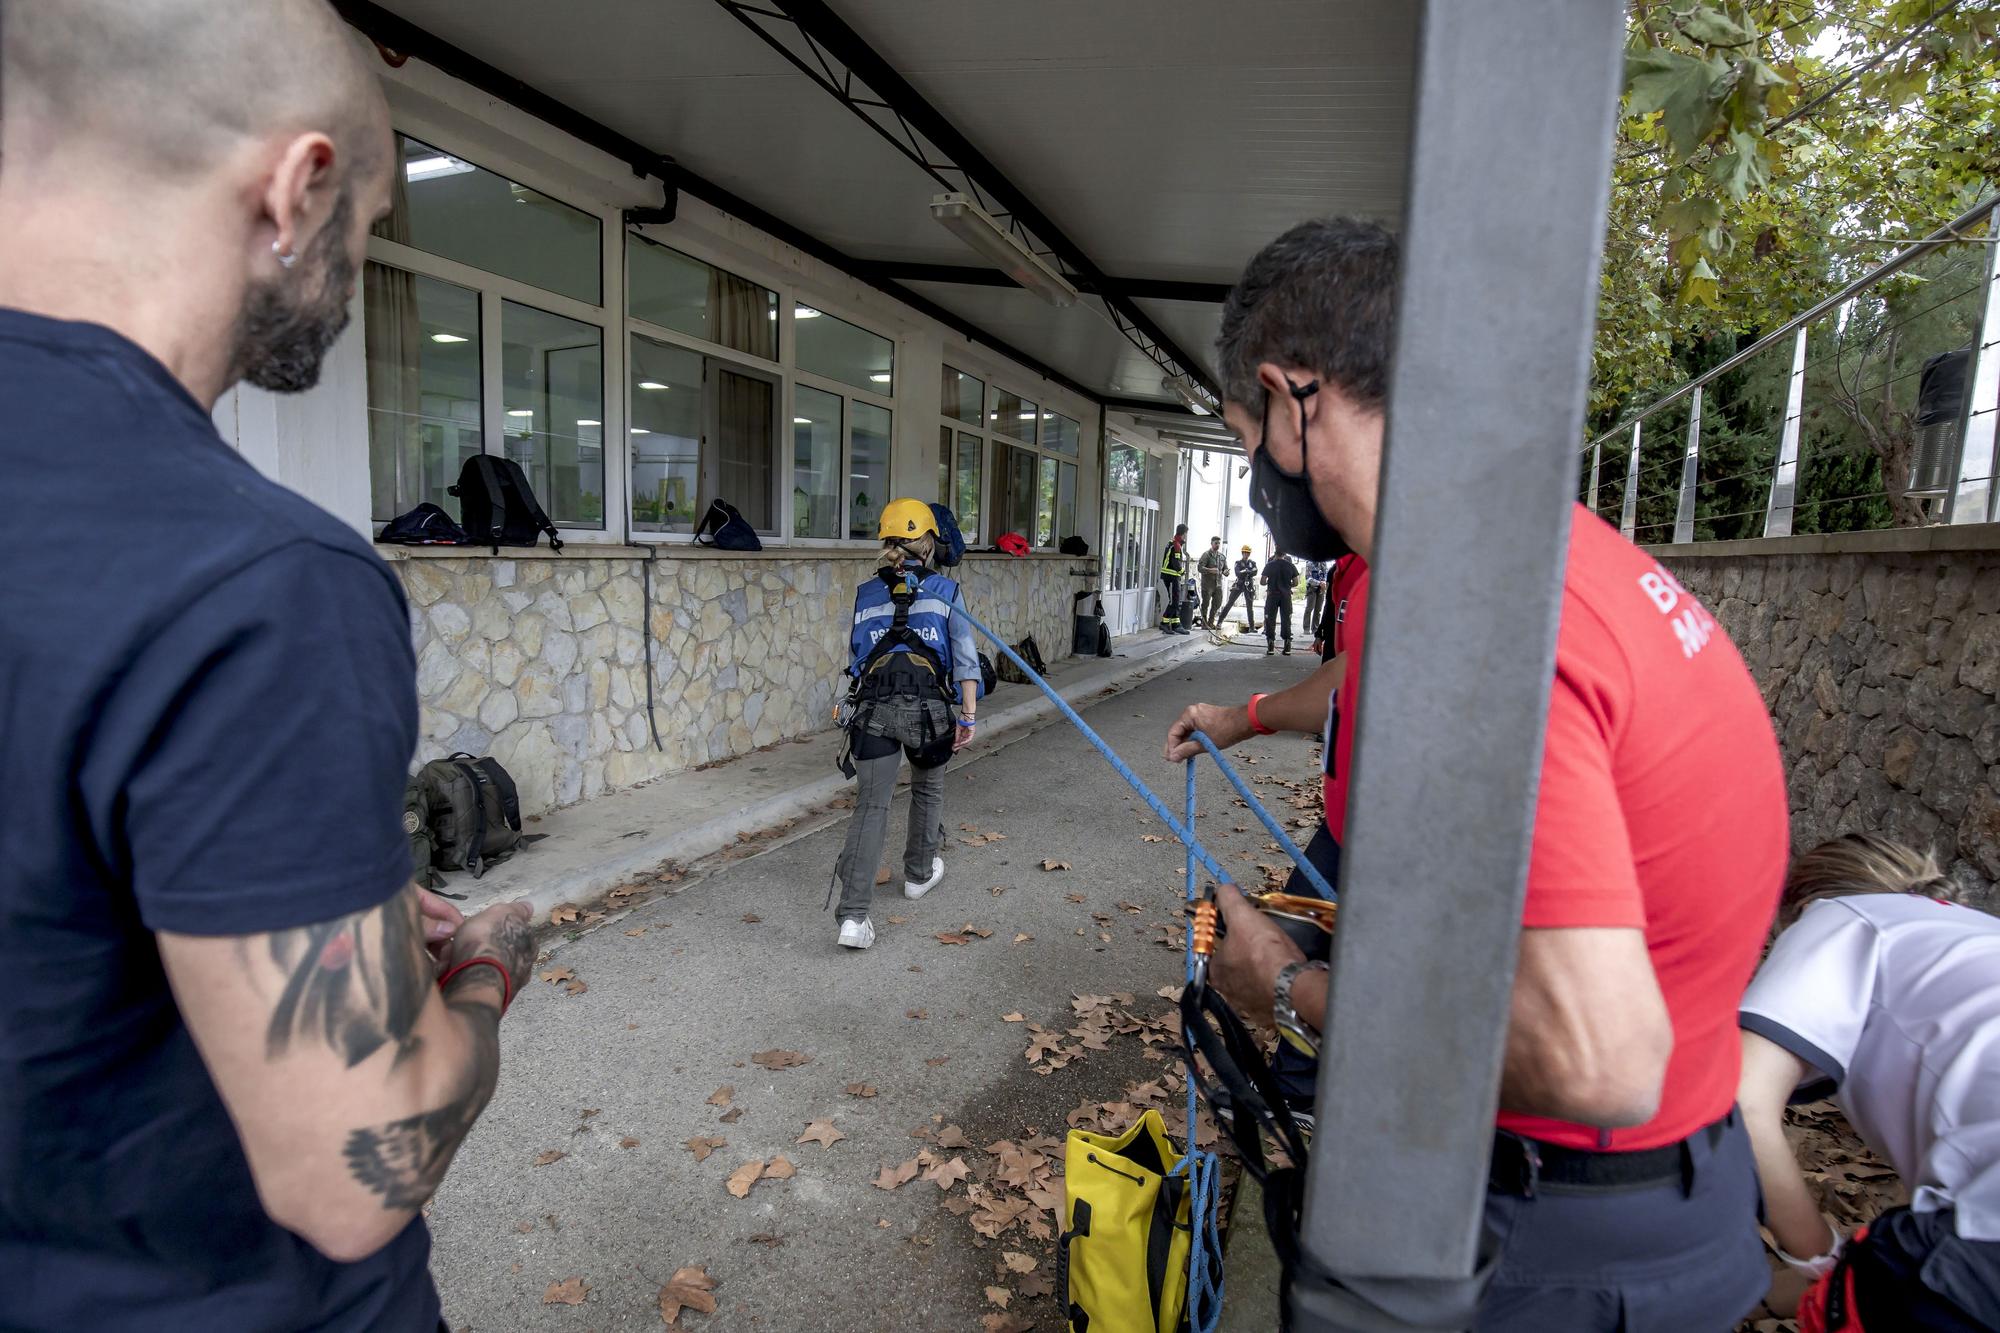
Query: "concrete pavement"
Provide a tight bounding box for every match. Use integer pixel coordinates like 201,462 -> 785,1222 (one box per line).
428,640 -> 1327,1331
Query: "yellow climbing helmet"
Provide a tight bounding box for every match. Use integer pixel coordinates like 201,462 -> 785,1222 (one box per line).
1240,544 -> 1252,554
878,497 -> 939,541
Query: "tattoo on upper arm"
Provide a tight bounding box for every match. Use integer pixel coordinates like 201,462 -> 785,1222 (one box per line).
265,890 -> 429,1068
343,998 -> 500,1209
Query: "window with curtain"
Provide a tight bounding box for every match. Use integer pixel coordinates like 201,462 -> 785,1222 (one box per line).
715,367 -> 775,530
793,385 -> 842,538
628,236 -> 777,361
365,266 -> 481,523
942,366 -> 983,425
629,336 -> 701,530
996,443 -> 1037,541
501,301 -> 604,526
993,388 -> 1038,444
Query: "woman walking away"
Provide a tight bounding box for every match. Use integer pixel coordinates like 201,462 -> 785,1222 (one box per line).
831,499 -> 982,949
1738,833 -> 2000,1330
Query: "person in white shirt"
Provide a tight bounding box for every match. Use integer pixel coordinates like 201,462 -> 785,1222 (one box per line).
1737,833 -> 2000,1331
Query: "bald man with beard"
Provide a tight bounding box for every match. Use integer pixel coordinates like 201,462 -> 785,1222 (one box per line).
0,3 -> 535,1328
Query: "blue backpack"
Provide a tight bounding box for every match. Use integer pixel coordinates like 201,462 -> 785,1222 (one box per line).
929,503 -> 966,567
693,498 -> 762,551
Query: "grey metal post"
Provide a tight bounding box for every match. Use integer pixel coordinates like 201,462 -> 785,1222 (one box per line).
1620,420 -> 1641,536
1289,0 -> 1625,1325
1763,325 -> 1809,537
1587,440 -> 1602,515
1673,385 -> 1703,544
1947,203 -> 2000,524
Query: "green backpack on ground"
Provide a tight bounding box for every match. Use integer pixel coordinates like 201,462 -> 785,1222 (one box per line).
408,753 -> 523,880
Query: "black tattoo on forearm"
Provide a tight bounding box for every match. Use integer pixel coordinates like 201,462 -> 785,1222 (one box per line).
341,1000 -> 500,1209
265,890 -> 428,1068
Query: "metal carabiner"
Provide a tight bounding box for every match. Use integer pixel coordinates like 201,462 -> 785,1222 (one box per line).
1247,890 -> 1339,935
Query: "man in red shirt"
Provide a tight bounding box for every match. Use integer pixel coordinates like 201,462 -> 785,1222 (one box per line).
1165,218 -> 1788,1328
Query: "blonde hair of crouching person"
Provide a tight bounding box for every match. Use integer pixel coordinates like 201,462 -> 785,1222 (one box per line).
827,500 -> 983,950
1738,833 -> 2000,1331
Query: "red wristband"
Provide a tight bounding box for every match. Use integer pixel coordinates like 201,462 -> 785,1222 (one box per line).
1246,693 -> 1277,736
438,956 -> 514,1012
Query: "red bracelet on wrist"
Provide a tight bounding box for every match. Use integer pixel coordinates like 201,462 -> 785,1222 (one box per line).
1246,693 -> 1277,736
438,956 -> 514,1012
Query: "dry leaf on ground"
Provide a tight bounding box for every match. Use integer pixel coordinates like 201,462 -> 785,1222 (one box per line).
1018,1272 -> 1054,1298
549,904 -> 580,925
1002,1012 -> 1026,1022
985,1287 -> 1012,1309
725,1160 -> 765,1198
544,1276 -> 588,1305
1013,933 -> 1033,944
620,1137 -> 640,1149
962,925 -> 994,939
925,1055 -> 951,1067
764,1155 -> 796,1180
875,866 -> 892,885
887,914 -> 910,924
718,1108 -> 744,1124
907,1009 -> 928,1020
934,932 -> 971,946
1001,1251 -> 1037,1274
624,927 -> 648,937
533,1150 -> 565,1167
1140,834 -> 1168,843
1041,859 -> 1071,871
925,1156 -> 971,1190
539,967 -> 574,986
935,1125 -> 970,1149
797,1120 -> 846,1149
657,1265 -> 717,1326
741,913 -> 762,924
1064,893 -> 1086,904
982,1315 -> 1032,1333
685,1136 -> 727,1161
873,1158 -> 922,1190
846,1083 -> 878,1098
707,1085 -> 735,1107
751,1049 -> 812,1070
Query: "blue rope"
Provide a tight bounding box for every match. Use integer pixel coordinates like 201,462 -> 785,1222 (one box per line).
955,608 -> 1324,1333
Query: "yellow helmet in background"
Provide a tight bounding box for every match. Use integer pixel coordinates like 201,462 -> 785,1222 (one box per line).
878,497 -> 939,541
1240,544 -> 1252,554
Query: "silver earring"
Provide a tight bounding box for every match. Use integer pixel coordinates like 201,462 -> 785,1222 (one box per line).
272,240 -> 297,268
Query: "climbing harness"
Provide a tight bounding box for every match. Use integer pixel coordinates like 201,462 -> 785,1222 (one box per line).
956,607 -> 1337,1333
838,564 -> 957,779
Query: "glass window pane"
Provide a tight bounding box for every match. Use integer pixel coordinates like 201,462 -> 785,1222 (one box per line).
629,335 -> 701,531
849,402 -> 892,540
378,135 -> 600,304
938,425 -> 953,506
365,264 -> 481,523
1109,442 -> 1145,493
1057,462 -> 1077,544
792,384 -> 842,538
628,237 -> 777,360
1045,411 -> 1079,457
942,365 -> 983,425
998,444 -> 1037,539
993,388 -> 1038,443
501,300 -> 603,527
715,367 -> 775,530
796,305 -> 893,392
955,431 -> 982,541
1036,457 -> 1057,547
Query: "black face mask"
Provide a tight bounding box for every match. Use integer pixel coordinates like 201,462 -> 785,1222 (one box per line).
1248,377 -> 1352,562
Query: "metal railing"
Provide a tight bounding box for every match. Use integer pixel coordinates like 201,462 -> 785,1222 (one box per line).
1580,194 -> 2000,544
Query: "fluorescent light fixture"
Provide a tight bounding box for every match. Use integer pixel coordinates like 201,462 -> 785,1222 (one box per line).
429,332 -> 469,344
630,428 -> 651,435
506,409 -> 534,417
870,372 -> 892,384
404,155 -> 473,183
637,380 -> 669,391
1018,412 -> 1037,420
929,192 -> 1079,308
793,417 -> 814,425
576,419 -> 601,427
1162,374 -> 1216,416
795,306 -> 823,319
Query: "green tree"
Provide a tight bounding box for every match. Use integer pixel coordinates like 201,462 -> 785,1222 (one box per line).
1592,1 -> 1998,530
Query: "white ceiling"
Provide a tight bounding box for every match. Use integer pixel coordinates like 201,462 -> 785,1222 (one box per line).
367,0 -> 1415,406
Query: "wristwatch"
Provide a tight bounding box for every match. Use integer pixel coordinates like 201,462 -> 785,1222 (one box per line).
1273,960 -> 1329,1056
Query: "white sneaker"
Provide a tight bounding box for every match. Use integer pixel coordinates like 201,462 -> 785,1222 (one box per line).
837,917 -> 876,950
904,857 -> 945,900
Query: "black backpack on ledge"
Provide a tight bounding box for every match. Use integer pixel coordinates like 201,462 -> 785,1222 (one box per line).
448,454 -> 565,555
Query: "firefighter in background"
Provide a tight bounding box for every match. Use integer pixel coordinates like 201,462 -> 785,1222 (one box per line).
1196,536 -> 1229,631
1158,523 -> 1191,635
1216,543 -> 1262,632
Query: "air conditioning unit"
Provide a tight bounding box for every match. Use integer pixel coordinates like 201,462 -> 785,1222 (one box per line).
1908,348 -> 1970,499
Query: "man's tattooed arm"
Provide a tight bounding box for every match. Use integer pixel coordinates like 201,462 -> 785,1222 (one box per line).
159,893 -> 538,1256
341,906 -> 536,1209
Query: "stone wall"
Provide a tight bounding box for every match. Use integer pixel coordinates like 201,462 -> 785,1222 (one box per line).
1659,538 -> 2000,901
392,550 -> 1092,815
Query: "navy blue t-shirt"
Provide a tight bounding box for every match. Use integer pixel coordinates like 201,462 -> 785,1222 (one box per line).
0,311 -> 436,1330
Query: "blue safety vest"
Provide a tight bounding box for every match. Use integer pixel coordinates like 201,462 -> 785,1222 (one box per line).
848,565 -> 959,681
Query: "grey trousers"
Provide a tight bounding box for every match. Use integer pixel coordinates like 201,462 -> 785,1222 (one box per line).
834,747 -> 948,921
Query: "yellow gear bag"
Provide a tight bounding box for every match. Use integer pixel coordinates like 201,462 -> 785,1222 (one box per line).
1059,1109 -> 1195,1333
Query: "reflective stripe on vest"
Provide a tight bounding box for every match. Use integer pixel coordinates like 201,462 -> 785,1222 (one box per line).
849,569 -> 959,678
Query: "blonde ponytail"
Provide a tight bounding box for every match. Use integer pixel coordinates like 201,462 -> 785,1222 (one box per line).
1779,833 -> 1956,928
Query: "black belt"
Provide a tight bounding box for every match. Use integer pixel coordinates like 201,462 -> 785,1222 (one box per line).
1489,1115 -> 1729,1197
